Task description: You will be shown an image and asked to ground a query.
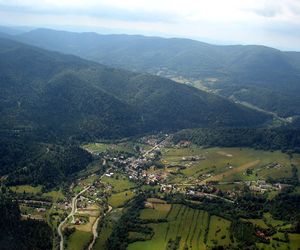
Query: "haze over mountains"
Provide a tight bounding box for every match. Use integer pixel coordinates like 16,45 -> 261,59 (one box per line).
2,27 -> 300,120
0,37 -> 271,142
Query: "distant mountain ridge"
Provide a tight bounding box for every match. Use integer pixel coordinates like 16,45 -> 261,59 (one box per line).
5,28 -> 299,119
0,37 -> 271,141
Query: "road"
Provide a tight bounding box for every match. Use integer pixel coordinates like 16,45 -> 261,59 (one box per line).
87,169 -> 112,250
142,136 -> 171,157
58,168 -> 111,250
88,205 -> 112,250
57,186 -> 90,250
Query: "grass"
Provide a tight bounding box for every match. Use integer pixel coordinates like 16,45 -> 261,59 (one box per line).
256,233 -> 300,250
108,190 -> 135,208
140,203 -> 171,220
42,190 -> 65,201
10,185 -> 42,194
10,185 -> 65,201
128,204 -> 233,250
263,213 -> 284,228
289,233 -> 300,250
102,174 -> 136,192
74,216 -> 97,232
160,146 -> 300,183
67,230 -> 92,250
207,216 -> 232,247
82,141 -> 145,155
242,218 -> 269,229
93,209 -> 123,250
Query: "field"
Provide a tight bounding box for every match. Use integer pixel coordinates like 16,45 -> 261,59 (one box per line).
140,198 -> 171,220
10,185 -> 65,201
94,209 -> 123,250
67,230 -> 92,250
42,190 -> 65,201
108,190 -> 135,208
242,218 -> 269,229
128,204 -> 233,250
10,185 -> 42,194
102,174 -> 136,192
160,146 -> 300,183
242,213 -> 300,250
256,233 -> 300,250
74,216 -> 97,232
82,142 -> 150,155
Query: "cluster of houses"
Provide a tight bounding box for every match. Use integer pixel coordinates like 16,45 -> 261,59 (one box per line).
246,180 -> 290,193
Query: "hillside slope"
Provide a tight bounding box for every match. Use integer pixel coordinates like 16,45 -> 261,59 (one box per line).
0,38 -> 271,141
11,28 -> 300,118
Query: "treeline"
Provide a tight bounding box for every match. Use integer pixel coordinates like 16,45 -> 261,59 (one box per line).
173,127 -> 300,153
0,136 -> 93,189
0,189 -> 52,250
106,194 -> 148,250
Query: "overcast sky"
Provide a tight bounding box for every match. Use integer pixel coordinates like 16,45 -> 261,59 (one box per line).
0,0 -> 300,50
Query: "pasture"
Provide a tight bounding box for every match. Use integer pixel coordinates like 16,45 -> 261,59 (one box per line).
102,174 -> 136,192
10,185 -> 64,201
140,198 -> 171,220
67,230 -> 92,250
128,204 -> 233,250
10,185 -> 42,194
160,146 -> 300,183
82,141 -> 150,155
94,209 -> 123,250
108,190 -> 135,208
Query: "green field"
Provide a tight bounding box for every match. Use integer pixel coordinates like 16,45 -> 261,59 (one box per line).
82,142 -> 149,155
139,201 -> 171,220
67,230 -> 92,250
94,209 -> 123,250
256,233 -> 300,250
161,146 -> 300,183
10,185 -> 64,201
108,190 -> 135,208
42,190 -> 65,201
242,218 -> 269,229
102,174 -> 136,192
263,213 -> 285,228
206,216 -> 232,247
128,204 -> 233,250
10,185 -> 42,194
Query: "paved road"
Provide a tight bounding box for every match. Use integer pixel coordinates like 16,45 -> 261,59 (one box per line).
57,186 -> 90,250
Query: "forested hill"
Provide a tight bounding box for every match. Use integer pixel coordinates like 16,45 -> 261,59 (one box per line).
173,127 -> 300,153
7,28 -> 300,118
0,191 -> 52,249
0,37 -> 271,141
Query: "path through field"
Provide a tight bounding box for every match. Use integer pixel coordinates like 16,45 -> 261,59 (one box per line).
202,160 -> 260,183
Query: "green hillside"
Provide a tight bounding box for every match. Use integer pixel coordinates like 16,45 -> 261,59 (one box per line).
10,28 -> 300,118
0,37 -> 270,142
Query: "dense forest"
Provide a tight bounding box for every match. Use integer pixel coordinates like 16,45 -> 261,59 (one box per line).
173,127 -> 300,153
0,37 -> 271,142
0,189 -> 52,249
0,136 -> 93,189
6,28 -> 300,118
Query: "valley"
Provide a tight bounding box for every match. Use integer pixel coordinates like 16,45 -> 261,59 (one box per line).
6,134 -> 300,250
0,25 -> 299,250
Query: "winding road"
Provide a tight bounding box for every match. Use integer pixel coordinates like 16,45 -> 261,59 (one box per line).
88,205 -> 112,250
57,186 -> 90,250
58,168 -> 111,250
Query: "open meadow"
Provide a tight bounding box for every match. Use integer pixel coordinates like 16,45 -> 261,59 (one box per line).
160,146 -> 300,184
128,203 -> 234,250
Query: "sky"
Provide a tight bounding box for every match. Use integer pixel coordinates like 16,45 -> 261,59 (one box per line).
0,0 -> 300,51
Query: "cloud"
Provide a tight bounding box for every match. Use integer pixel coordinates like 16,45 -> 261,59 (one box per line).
0,1 -> 178,22
0,0 -> 299,50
